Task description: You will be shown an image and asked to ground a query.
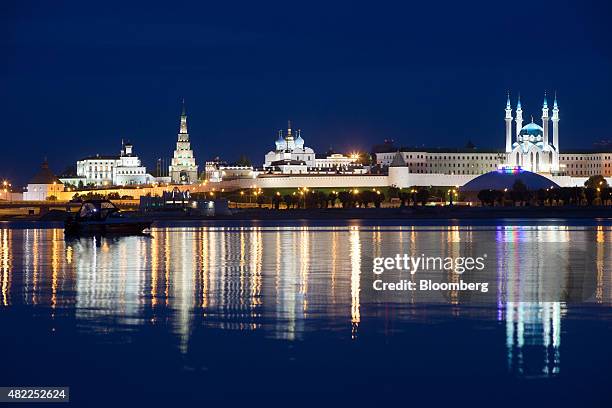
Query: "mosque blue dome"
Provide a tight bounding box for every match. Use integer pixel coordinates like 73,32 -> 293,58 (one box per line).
461,169 -> 559,191
519,122 -> 544,137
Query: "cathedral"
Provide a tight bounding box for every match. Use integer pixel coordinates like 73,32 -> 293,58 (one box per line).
264,121 -> 316,174
505,93 -> 560,173
169,100 -> 199,183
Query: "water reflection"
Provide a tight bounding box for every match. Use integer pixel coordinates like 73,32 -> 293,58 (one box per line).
505,302 -> 563,377
1,224 -> 612,378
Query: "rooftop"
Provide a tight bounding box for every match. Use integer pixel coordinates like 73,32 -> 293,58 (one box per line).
374,146 -> 505,154
29,161 -> 62,185
79,155 -> 120,161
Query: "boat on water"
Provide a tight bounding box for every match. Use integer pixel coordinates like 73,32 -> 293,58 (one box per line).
65,199 -> 152,235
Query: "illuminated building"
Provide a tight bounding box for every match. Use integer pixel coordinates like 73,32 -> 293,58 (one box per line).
264,121 -> 316,173
263,121 -> 365,175
169,100 -> 199,184
375,93 -> 612,179
60,140 -> 154,187
23,160 -> 64,201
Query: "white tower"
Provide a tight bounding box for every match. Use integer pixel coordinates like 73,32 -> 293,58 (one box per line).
542,92 -> 549,146
505,93 -> 513,153
515,95 -> 523,139
552,93 -> 559,150
169,99 -> 199,184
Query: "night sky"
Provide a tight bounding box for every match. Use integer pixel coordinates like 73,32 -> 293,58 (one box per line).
1,0 -> 611,186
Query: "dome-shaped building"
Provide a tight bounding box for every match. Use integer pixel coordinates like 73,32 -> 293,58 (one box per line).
461,168 -> 559,192
518,122 -> 544,142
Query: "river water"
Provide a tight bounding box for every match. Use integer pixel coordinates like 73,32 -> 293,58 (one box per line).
1,220 -> 611,406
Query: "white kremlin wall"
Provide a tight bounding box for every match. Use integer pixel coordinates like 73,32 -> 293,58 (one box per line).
209,175 -> 390,190
18,171 -> 609,203
204,171 -> 608,191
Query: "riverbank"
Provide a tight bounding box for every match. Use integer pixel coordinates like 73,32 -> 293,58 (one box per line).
2,206 -> 612,222
223,206 -> 612,220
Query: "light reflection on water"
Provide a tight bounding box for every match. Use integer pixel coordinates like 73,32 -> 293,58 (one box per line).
1,225 -> 612,379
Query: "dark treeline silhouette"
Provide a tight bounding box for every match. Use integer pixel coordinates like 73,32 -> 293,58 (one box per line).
477,176 -> 611,207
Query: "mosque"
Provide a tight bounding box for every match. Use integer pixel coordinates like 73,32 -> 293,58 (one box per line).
505,93 -> 560,173
21,92 -> 612,201
210,92 -> 612,190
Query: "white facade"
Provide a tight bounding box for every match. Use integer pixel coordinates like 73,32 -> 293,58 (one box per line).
376,150 -> 507,175
169,102 -> 199,184
376,93 -> 612,179
558,152 -> 612,177
204,93 -> 612,191
23,160 -> 65,201
506,94 -> 559,173
264,122 -> 367,174
209,165 -> 259,182
264,122 -> 316,173
23,182 -> 64,201
62,141 -> 154,187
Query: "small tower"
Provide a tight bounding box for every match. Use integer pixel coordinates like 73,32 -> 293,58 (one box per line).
179,98 -> 188,136
542,92 -> 549,146
515,94 -> 523,139
285,120 -> 295,150
552,92 -> 559,150
124,142 -> 133,156
388,151 -> 410,188
505,92 -> 513,153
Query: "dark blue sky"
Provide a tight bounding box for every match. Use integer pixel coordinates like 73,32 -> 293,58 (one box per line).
1,0 -> 611,185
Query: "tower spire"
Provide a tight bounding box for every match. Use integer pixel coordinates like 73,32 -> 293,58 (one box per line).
179,99 -> 188,134
515,92 -> 523,140
285,120 -> 295,149
505,91 -> 513,153
552,91 -> 560,153
542,91 -> 550,146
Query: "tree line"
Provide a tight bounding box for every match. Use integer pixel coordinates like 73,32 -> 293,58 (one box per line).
477,175 -> 611,207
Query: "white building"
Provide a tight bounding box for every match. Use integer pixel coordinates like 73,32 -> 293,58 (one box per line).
200,93 -> 612,191
375,93 -> 612,179
558,151 -> 612,177
23,160 -> 64,201
264,121 -> 316,174
506,93 -> 559,173
60,141 -> 154,187
264,122 -> 366,174
169,101 -> 199,184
